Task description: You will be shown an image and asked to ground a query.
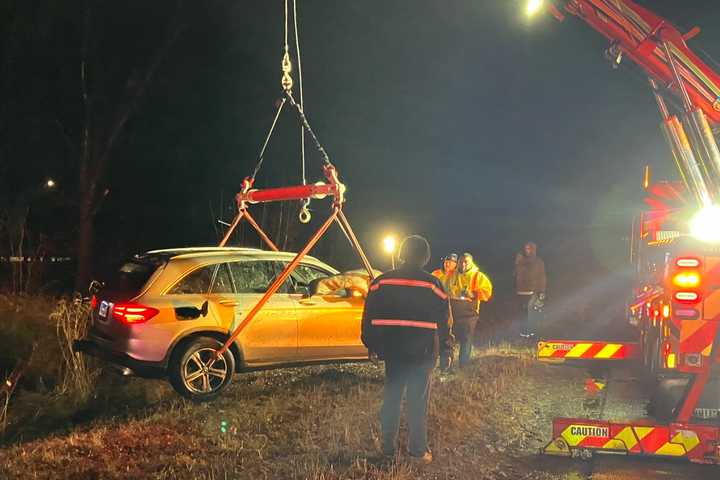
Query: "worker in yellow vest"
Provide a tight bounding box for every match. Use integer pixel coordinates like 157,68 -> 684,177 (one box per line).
447,253 -> 493,367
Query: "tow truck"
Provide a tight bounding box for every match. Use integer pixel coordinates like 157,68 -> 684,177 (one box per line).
531,0 -> 720,464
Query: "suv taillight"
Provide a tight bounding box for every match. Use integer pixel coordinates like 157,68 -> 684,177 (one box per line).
112,303 -> 159,324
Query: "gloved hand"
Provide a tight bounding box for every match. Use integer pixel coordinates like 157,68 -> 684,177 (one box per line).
369,351 -> 380,364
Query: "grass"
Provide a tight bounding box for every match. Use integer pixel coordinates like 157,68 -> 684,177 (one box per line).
0,344 -> 540,479
0,294 -> 561,479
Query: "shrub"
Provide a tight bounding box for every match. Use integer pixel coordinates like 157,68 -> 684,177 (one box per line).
51,294 -> 98,403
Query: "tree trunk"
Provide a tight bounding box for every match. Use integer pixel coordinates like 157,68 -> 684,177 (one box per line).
73,1 -> 184,291
75,0 -> 92,292
75,198 -> 94,292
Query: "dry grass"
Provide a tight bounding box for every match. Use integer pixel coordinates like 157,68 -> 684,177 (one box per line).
51,294 -> 97,401
0,346 -> 36,436
0,345 -> 543,480
0,295 -> 566,479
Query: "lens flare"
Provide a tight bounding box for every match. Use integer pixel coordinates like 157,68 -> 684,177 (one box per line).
690,205 -> 720,243
525,0 -> 545,17
382,235 -> 397,254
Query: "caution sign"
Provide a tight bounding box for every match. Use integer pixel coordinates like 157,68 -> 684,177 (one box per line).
569,425 -> 610,438
546,419 -> 705,460
537,340 -> 640,361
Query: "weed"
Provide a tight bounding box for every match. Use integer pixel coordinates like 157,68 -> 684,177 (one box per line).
51,294 -> 98,402
0,351 -> 34,436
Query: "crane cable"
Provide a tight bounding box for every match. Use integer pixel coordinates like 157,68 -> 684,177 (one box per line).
288,0 -> 312,223
249,0 -> 334,224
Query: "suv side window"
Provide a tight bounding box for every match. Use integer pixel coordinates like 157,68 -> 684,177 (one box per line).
293,264 -> 331,286
228,261 -> 276,294
289,263 -> 332,295
169,263 -> 233,294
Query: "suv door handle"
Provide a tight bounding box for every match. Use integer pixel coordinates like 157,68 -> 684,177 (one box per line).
219,300 -> 240,307
298,299 -> 317,306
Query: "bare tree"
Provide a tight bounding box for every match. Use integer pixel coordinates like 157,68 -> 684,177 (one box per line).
74,0 -> 185,290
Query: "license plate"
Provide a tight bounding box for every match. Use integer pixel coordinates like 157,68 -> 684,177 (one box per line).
99,301 -> 109,318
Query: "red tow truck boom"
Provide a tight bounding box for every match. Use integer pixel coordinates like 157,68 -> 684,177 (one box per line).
537,0 -> 720,464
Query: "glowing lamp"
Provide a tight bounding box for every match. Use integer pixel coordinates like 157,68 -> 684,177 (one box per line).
382,235 -> 397,254
674,291 -> 699,303
690,205 -> 720,243
525,0 -> 545,17
676,257 -> 700,268
672,271 -> 700,288
382,234 -> 397,269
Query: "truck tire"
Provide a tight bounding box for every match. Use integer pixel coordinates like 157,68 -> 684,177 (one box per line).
648,377 -> 687,421
168,336 -> 235,401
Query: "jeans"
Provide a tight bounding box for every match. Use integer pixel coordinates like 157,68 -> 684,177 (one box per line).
518,294 -> 532,336
519,293 -> 543,336
380,360 -> 433,457
459,336 -> 473,367
451,299 -> 478,368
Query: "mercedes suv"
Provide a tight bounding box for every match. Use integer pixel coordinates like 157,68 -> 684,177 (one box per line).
75,247 -> 368,400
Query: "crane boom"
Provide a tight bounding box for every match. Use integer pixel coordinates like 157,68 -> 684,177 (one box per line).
549,0 -> 720,207
554,0 -> 720,125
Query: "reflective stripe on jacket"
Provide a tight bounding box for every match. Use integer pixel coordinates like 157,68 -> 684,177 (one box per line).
361,267 -> 452,363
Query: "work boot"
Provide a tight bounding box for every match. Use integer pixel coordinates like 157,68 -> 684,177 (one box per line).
409,450 -> 433,465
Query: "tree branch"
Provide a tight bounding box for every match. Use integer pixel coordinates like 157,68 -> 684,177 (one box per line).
90,2 -> 186,209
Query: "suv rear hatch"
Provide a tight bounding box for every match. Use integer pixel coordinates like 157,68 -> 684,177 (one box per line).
90,254 -> 167,347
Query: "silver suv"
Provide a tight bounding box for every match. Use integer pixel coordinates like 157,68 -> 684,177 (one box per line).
76,247 -> 368,400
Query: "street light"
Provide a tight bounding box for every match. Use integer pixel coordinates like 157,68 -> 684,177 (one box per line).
382,235 -> 397,269
525,0 -> 545,17
45,178 -> 56,189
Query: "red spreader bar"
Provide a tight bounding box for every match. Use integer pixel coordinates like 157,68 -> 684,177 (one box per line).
544,417 -> 720,464
537,340 -> 640,363
213,164 -> 374,360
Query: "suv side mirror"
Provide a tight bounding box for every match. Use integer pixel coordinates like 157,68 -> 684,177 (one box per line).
307,278 -> 322,296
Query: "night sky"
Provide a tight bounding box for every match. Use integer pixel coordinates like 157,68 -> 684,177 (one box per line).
3,1 -> 720,295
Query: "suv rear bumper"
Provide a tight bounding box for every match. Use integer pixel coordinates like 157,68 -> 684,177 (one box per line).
73,338 -> 166,378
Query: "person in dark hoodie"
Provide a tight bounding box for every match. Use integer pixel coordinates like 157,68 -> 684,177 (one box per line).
514,241 -> 547,338
361,235 -> 452,465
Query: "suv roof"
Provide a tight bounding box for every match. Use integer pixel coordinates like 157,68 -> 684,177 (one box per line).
141,247 -> 333,271
145,247 -> 262,256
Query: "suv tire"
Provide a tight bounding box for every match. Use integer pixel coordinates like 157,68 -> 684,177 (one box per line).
169,336 -> 235,401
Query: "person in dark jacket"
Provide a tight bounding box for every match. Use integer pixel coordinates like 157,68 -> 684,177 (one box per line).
514,241 -> 547,337
361,235 -> 452,464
